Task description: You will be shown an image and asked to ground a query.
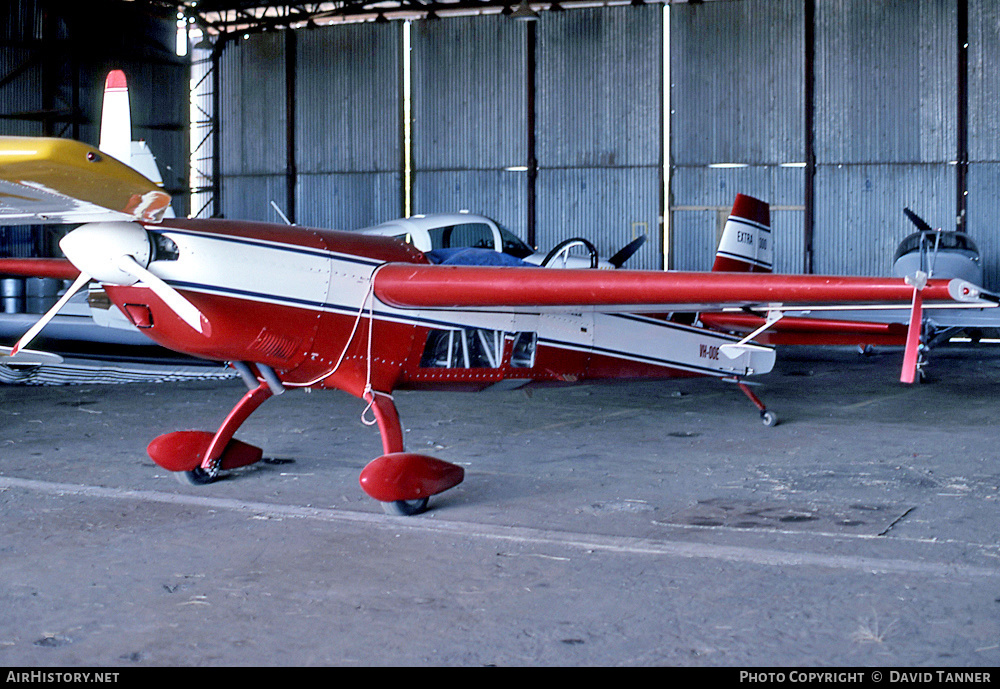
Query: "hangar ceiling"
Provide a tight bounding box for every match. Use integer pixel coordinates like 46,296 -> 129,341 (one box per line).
181,0 -> 655,35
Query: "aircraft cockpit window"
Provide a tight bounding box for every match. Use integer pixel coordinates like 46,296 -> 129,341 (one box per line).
510,332 -> 537,368
427,223 -> 494,251
419,329 -> 537,369
420,328 -> 503,369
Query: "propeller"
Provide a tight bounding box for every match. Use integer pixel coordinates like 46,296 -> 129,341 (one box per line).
608,235 -> 647,269
58,222 -> 206,334
3,222 -> 206,361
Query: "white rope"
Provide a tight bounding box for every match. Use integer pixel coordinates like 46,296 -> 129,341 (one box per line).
297,264 -> 385,389
288,264 -> 394,427
360,284 -> 380,427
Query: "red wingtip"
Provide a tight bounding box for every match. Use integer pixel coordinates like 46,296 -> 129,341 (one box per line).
104,69 -> 127,91
730,193 -> 770,228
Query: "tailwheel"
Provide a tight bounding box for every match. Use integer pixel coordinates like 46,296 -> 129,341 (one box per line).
733,379 -> 778,427
382,498 -> 430,517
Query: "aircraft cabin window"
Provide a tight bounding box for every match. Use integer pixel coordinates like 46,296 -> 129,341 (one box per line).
497,225 -> 534,259
427,223 -> 494,251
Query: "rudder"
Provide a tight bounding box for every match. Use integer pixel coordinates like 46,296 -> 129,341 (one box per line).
712,194 -> 772,272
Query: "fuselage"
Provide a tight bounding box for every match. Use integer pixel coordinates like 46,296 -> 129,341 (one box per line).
98,218 -> 773,399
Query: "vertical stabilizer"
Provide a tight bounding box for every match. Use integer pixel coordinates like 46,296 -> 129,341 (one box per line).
712,194 -> 773,272
99,70 -> 132,166
99,70 -> 173,218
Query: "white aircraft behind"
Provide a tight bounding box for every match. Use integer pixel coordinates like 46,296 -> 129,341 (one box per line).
356,212 -> 647,270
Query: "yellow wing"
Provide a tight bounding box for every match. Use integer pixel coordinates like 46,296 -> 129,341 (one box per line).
0,136 -> 171,225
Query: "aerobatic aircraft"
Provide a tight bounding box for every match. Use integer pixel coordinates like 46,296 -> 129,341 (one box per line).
0,134 -> 992,515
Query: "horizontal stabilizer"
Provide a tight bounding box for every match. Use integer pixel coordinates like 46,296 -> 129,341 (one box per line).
719,342 -> 773,360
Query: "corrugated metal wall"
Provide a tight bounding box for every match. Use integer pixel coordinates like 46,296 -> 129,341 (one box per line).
296,22 -> 403,230
967,0 -> 1000,287
669,0 -> 989,284
0,47 -> 43,138
219,31 -> 287,222
4,1 -> 974,279
812,0 -> 957,277
536,5 -> 663,269
411,15 -> 529,238
219,23 -> 403,229
669,0 -> 805,273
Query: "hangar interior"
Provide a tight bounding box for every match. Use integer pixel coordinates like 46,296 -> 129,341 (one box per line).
1,0 -> 998,281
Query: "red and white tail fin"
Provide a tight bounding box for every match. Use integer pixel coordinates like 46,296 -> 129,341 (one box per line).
99,69 -> 173,217
99,70 -> 132,166
712,194 -> 773,272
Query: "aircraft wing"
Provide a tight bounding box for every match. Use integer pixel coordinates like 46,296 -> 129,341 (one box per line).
372,264 -> 993,314
0,136 -> 170,225
0,257 -> 79,280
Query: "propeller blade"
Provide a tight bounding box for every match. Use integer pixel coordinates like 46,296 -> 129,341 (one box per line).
608,235 -> 647,269
9,271 -> 92,357
116,255 -> 205,333
903,207 -> 934,234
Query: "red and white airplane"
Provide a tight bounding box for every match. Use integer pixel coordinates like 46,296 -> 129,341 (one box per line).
0,136 -> 992,515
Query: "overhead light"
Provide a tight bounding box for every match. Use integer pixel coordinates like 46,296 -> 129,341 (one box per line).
192,31 -> 213,50
511,1 -> 538,21
708,163 -> 749,169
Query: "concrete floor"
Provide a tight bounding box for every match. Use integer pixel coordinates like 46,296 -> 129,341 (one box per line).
0,345 -> 998,667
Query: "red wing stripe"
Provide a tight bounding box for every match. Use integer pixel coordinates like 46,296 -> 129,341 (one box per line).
372,264 -> 959,310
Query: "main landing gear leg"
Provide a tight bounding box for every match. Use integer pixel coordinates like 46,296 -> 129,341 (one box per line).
358,391 -> 464,516
146,369 -> 275,484
737,381 -> 778,427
